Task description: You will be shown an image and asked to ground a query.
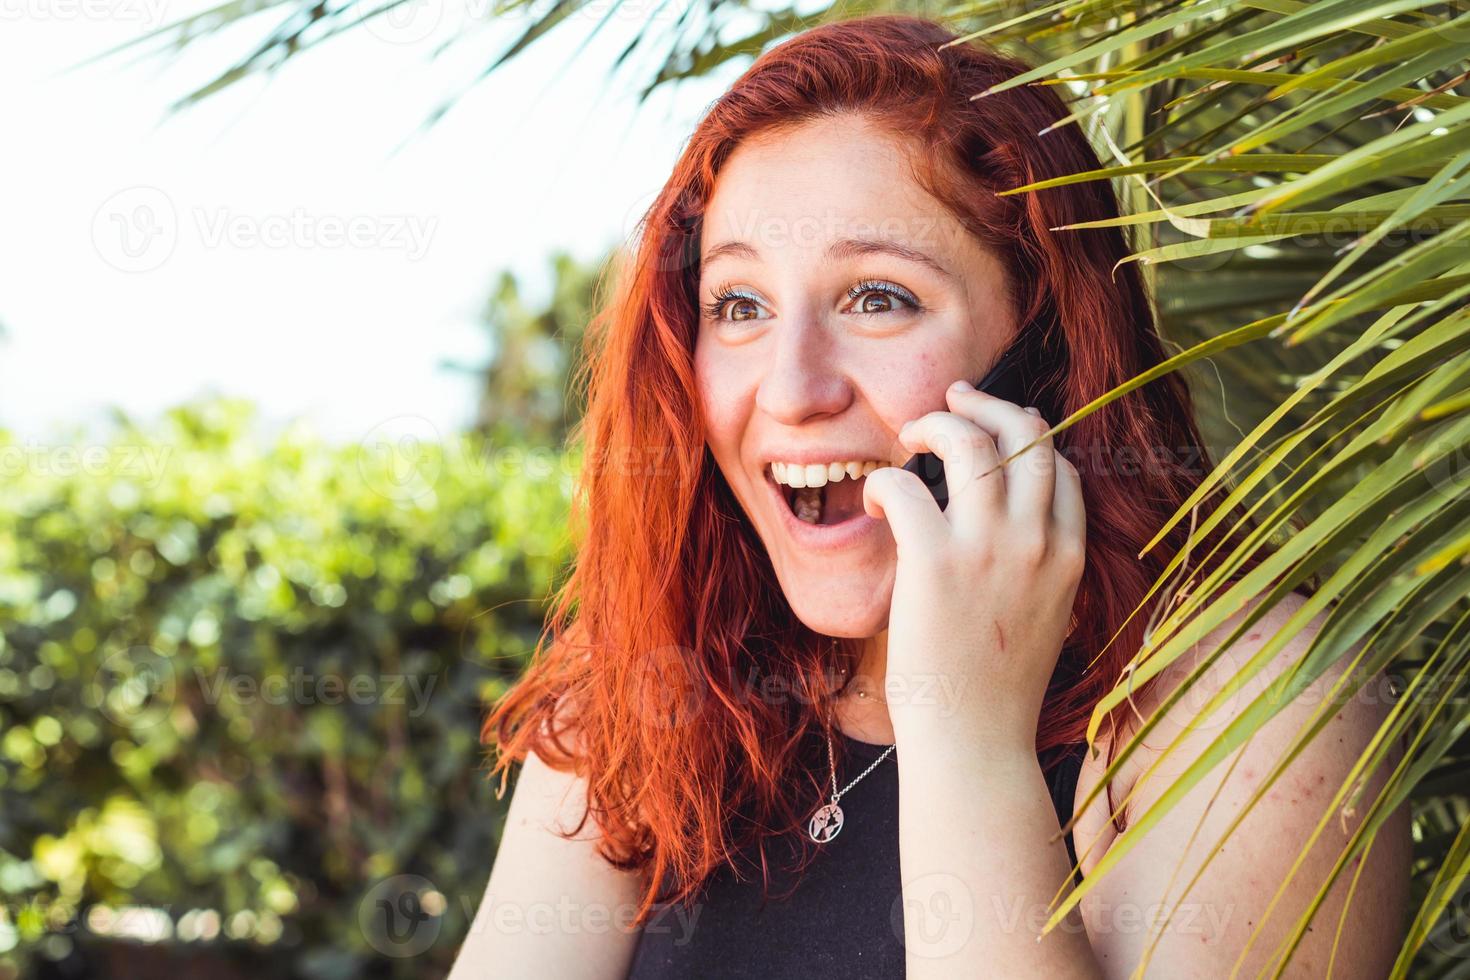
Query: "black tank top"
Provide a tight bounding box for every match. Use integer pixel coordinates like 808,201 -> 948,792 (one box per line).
625,733 -> 1088,979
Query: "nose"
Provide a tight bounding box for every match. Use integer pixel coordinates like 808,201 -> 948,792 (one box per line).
752,313 -> 853,426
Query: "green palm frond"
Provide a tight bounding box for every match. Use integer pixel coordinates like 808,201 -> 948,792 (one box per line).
83,0 -> 904,124
948,3 -> 1470,977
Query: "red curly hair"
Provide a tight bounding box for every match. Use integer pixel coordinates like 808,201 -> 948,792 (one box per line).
483,14 -> 1283,926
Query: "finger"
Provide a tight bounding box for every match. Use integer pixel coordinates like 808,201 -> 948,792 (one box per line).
944,385 -> 1056,526
862,463 -> 950,551
1010,407 -> 1056,526
1051,449 -> 1086,553
898,410 -> 1004,535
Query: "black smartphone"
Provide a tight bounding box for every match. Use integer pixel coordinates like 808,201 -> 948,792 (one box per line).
898,324 -> 1058,511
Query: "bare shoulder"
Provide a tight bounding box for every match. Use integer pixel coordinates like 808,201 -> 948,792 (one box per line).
448,678 -> 644,980
1074,589 -> 1386,822
1113,588 -> 1397,784
1069,589 -> 1413,977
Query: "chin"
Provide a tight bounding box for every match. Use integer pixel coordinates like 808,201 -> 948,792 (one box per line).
772,561 -> 894,638
730,465 -> 898,636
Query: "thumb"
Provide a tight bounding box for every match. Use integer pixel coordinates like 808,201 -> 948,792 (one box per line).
862,465 -> 948,551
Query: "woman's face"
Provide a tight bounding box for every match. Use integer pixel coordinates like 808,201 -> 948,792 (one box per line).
693,112 -> 1019,638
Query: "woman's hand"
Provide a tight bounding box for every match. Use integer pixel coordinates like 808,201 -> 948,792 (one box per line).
861,379 -> 1086,753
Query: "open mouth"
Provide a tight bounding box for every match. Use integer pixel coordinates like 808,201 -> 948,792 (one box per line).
768,464 -> 873,526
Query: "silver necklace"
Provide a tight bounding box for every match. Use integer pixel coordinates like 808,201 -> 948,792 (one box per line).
807,721 -> 897,844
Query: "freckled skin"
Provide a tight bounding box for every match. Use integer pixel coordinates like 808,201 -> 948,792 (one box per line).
692,113 -> 1017,639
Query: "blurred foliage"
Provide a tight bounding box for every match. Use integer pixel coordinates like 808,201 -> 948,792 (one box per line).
0,396 -> 577,978
442,248 -> 616,446
69,0 -> 1470,973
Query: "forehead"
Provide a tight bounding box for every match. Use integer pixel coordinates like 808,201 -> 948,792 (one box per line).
698,114 -> 973,265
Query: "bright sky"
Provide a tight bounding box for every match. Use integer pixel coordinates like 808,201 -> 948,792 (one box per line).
0,1 -> 749,446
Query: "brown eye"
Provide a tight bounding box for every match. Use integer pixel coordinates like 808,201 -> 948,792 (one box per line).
730,298 -> 759,320
701,285 -> 766,324
847,280 -> 922,316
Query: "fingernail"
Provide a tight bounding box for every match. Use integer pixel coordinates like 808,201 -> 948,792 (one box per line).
1024,406 -> 1040,416
950,378 -> 973,392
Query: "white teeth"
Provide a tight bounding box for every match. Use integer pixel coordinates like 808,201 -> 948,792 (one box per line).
770,459 -> 884,488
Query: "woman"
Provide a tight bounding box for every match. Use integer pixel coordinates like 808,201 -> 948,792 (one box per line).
450,15 -> 1410,979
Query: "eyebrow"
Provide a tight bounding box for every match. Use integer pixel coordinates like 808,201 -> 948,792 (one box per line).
701,236 -> 955,281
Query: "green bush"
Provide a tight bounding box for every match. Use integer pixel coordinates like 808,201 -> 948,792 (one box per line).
0,395 -> 575,978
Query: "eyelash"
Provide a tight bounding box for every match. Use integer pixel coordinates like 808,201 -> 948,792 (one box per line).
700,279 -> 923,322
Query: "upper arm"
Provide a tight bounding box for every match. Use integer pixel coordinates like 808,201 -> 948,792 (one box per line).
449,744 -> 645,980
1078,592 -> 1413,979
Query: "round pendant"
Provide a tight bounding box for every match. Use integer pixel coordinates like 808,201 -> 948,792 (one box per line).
808,802 -> 844,843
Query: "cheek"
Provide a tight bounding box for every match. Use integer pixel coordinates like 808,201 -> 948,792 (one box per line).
694,348 -> 747,458
856,347 -> 958,429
